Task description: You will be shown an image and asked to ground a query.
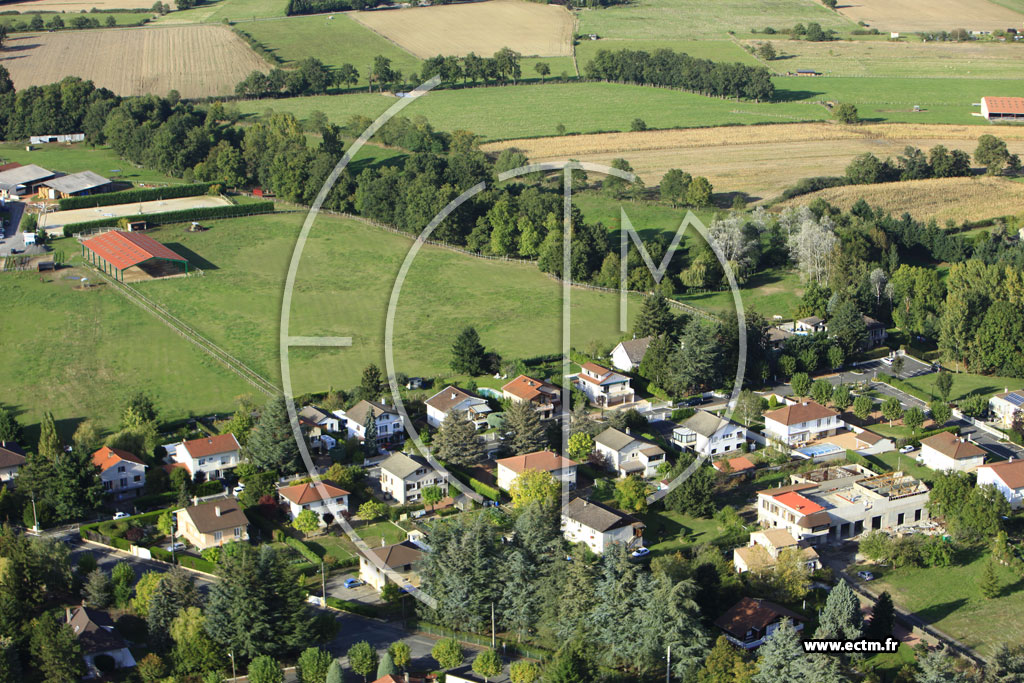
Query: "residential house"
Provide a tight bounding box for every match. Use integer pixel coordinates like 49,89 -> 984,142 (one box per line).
359,539 -> 423,592
714,597 -> 806,650
989,390 -> 1024,428
762,400 -> 843,446
756,465 -> 929,544
379,452 -> 445,504
172,433 -> 241,480
732,529 -> 820,573
335,400 -> 405,449
610,336 -> 653,372
91,446 -> 147,500
0,442 -> 26,484
66,606 -> 136,678
575,362 -> 635,407
501,374 -> 561,420
299,405 -> 343,433
793,316 -> 826,334
976,459 -> 1024,509
495,450 -> 577,491
766,326 -> 795,352
672,410 -> 749,457
594,427 -> 666,477
277,480 -> 350,525
561,497 -> 644,554
712,455 -> 756,475
862,315 -> 888,348
919,432 -> 986,472
175,499 -> 249,550
424,386 -> 491,429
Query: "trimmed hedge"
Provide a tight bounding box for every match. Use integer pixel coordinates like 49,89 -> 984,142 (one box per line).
325,596 -> 380,619
178,555 -> 217,574
63,201 -> 275,236
58,183 -> 213,211
150,547 -> 173,562
285,536 -> 321,565
449,470 -> 500,501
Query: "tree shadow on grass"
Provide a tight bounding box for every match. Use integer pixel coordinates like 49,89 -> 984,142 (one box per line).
771,88 -> 826,103
916,598 -> 967,624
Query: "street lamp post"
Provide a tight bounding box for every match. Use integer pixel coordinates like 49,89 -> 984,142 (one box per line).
30,495 -> 39,533
228,651 -> 235,680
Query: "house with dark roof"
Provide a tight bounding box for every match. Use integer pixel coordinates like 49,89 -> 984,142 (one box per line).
501,375 -> 561,420
714,597 -> 805,649
359,539 -> 422,592
0,442 -> 26,484
919,431 -> 986,472
594,427 -> 665,477
172,432 -> 240,480
861,315 -> 888,348
299,405 -> 342,433
793,316 -> 826,334
379,452 -> 445,504
335,400 -> 405,449
0,164 -> 54,197
175,499 -> 249,550
763,400 -> 843,446
989,389 -> 1024,428
574,362 -> 634,407
495,450 -> 577,491
91,446 -> 147,500
66,606 -> 136,677
610,336 -> 653,372
561,497 -> 644,553
977,459 -> 1024,509
278,480 -> 349,524
424,385 -> 491,429
672,410 -> 749,457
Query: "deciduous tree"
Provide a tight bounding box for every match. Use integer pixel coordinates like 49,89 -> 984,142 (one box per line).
431,637 -> 463,670
509,469 -> 560,509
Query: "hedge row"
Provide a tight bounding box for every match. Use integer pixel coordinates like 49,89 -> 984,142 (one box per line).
285,536 -> 321,565
325,596 -> 380,619
178,555 -> 217,574
58,183 -> 213,211
451,472 -> 500,502
63,201 -> 275,236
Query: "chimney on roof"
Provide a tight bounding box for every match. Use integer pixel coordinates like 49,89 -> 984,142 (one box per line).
625,427 -> 631,435
215,505 -> 222,517
582,500 -> 588,507
451,392 -> 457,400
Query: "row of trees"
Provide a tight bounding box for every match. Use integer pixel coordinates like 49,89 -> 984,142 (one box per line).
845,136 -> 1018,185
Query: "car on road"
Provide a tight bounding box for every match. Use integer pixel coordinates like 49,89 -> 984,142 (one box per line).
881,356 -> 894,366
631,547 -> 651,558
232,483 -> 245,495
343,578 -> 365,589
857,570 -> 875,581
899,445 -> 915,454
112,511 -> 130,520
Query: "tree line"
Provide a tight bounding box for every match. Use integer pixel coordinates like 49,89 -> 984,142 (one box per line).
586,47 -> 775,101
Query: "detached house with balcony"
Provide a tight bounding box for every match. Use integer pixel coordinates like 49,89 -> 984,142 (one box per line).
278,480 -> 350,525
175,499 -> 249,550
575,362 -> 635,407
594,427 -> 665,477
359,539 -> 424,593
763,400 -> 843,446
425,386 -> 492,429
336,400 -> 405,450
502,374 -> 561,420
561,497 -> 644,554
171,433 -> 241,480
496,450 -> 577,491
715,597 -> 806,650
379,452 -> 445,504
989,389 -> 1024,428
672,410 -> 749,457
91,446 -> 147,500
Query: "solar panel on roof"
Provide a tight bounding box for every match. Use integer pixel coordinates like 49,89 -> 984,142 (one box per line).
1007,393 -> 1024,407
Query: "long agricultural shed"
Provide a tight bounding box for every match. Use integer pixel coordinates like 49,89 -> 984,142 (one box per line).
81,230 -> 188,281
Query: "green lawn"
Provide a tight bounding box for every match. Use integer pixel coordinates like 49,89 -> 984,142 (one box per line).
576,0 -> 853,40
864,450 -> 937,484
855,548 -> 1024,657
899,371 -> 1024,403
153,0 -> 288,24
122,210 -> 642,398
355,520 -> 407,547
0,257 -> 251,440
642,508 -> 727,555
0,143 -> 180,185
674,267 -> 805,318
233,81 -> 829,141
305,534 -> 356,562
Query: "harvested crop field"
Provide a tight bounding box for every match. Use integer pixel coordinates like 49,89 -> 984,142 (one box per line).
776,176 -> 1024,225
1,26 -> 270,98
483,123 -> 1024,202
349,0 -> 573,57
836,0 -> 1023,32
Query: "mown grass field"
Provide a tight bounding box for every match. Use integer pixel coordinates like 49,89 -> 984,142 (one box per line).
234,82 -> 829,140
855,548 -> 1024,657
1,258 -> 251,439
238,14 -> 423,77
575,0 -> 852,40
0,142 -> 180,185
153,0 -> 287,24
900,371 -> 1024,402
748,39 -> 1024,79
126,211 -> 643,396
776,176 -> 1024,225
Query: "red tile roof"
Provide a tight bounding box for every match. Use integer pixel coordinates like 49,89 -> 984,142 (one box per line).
91,446 -> 146,473
82,230 -> 187,271
921,431 -> 986,461
773,490 -> 825,515
713,456 -> 755,473
180,433 -> 240,459
502,374 -> 558,402
977,459 -> 1024,489
496,450 -> 575,473
764,401 -> 838,426
714,597 -> 805,640
278,480 -> 349,505
984,96 -> 1024,114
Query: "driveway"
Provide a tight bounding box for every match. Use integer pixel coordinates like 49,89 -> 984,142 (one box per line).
324,571 -> 381,604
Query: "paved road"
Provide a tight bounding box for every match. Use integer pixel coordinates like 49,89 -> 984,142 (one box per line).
68,538 -> 217,593
0,200 -> 27,256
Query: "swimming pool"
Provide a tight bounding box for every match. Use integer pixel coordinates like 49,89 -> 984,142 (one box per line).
795,443 -> 843,458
